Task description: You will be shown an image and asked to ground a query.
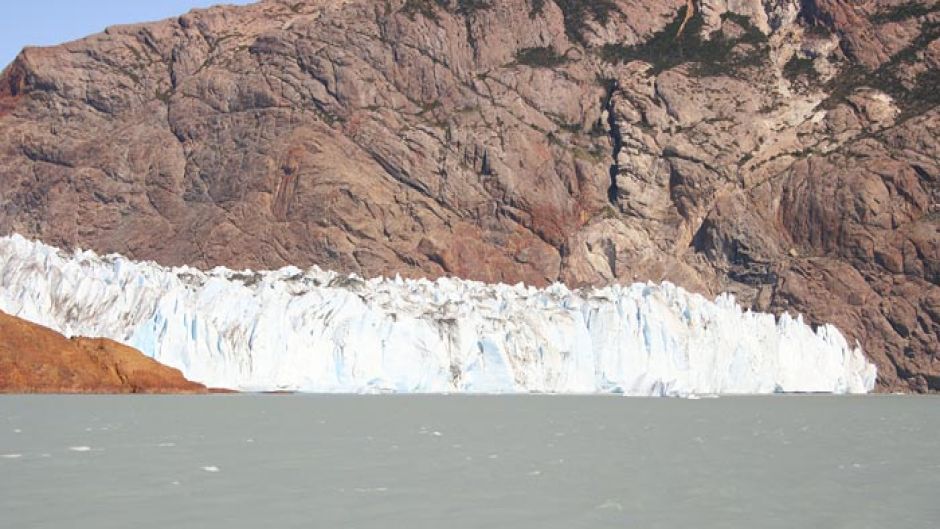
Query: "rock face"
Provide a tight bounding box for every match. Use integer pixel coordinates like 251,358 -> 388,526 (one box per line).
0,311 -> 206,394
0,0 -> 936,391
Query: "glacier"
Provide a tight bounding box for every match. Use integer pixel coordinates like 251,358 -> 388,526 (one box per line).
0,234 -> 876,395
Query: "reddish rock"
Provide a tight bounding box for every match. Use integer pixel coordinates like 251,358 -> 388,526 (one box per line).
0,312 -> 207,394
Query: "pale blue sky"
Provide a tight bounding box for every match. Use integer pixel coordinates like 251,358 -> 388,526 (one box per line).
0,1 -> 255,69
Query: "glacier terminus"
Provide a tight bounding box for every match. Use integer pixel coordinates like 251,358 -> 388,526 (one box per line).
0,235 -> 876,395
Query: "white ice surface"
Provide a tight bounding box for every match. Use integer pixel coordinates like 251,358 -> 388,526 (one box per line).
0,234 -> 876,395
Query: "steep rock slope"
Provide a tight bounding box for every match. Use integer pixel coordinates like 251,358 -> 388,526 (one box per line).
0,0 -> 936,390
0,310 -> 207,394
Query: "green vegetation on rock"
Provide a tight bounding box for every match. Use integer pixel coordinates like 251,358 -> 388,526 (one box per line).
400,0 -> 491,21
783,56 -> 818,82
514,46 -> 569,68
871,2 -> 939,24
600,9 -> 768,77
821,21 -> 940,118
552,0 -> 619,44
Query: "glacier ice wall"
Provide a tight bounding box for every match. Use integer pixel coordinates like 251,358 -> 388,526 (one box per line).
0,235 -> 876,395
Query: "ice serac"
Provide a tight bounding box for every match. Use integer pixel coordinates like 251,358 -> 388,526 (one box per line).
0,235 -> 876,395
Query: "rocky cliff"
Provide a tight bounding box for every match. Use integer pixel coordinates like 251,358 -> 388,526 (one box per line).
0,0 -> 936,391
0,311 -> 206,393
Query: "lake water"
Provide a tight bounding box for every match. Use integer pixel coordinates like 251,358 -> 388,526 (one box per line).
1,395 -> 938,528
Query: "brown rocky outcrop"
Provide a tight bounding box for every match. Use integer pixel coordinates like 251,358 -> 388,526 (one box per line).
0,312 -> 207,394
0,0 -> 936,391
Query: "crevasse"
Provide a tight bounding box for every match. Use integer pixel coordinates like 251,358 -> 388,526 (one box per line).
0,234 -> 876,395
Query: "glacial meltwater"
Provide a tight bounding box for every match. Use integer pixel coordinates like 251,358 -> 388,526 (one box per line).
1,395 -> 938,528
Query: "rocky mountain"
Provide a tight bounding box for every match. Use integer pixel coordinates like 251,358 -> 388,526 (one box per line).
0,0 -> 936,391
0,311 -> 206,393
